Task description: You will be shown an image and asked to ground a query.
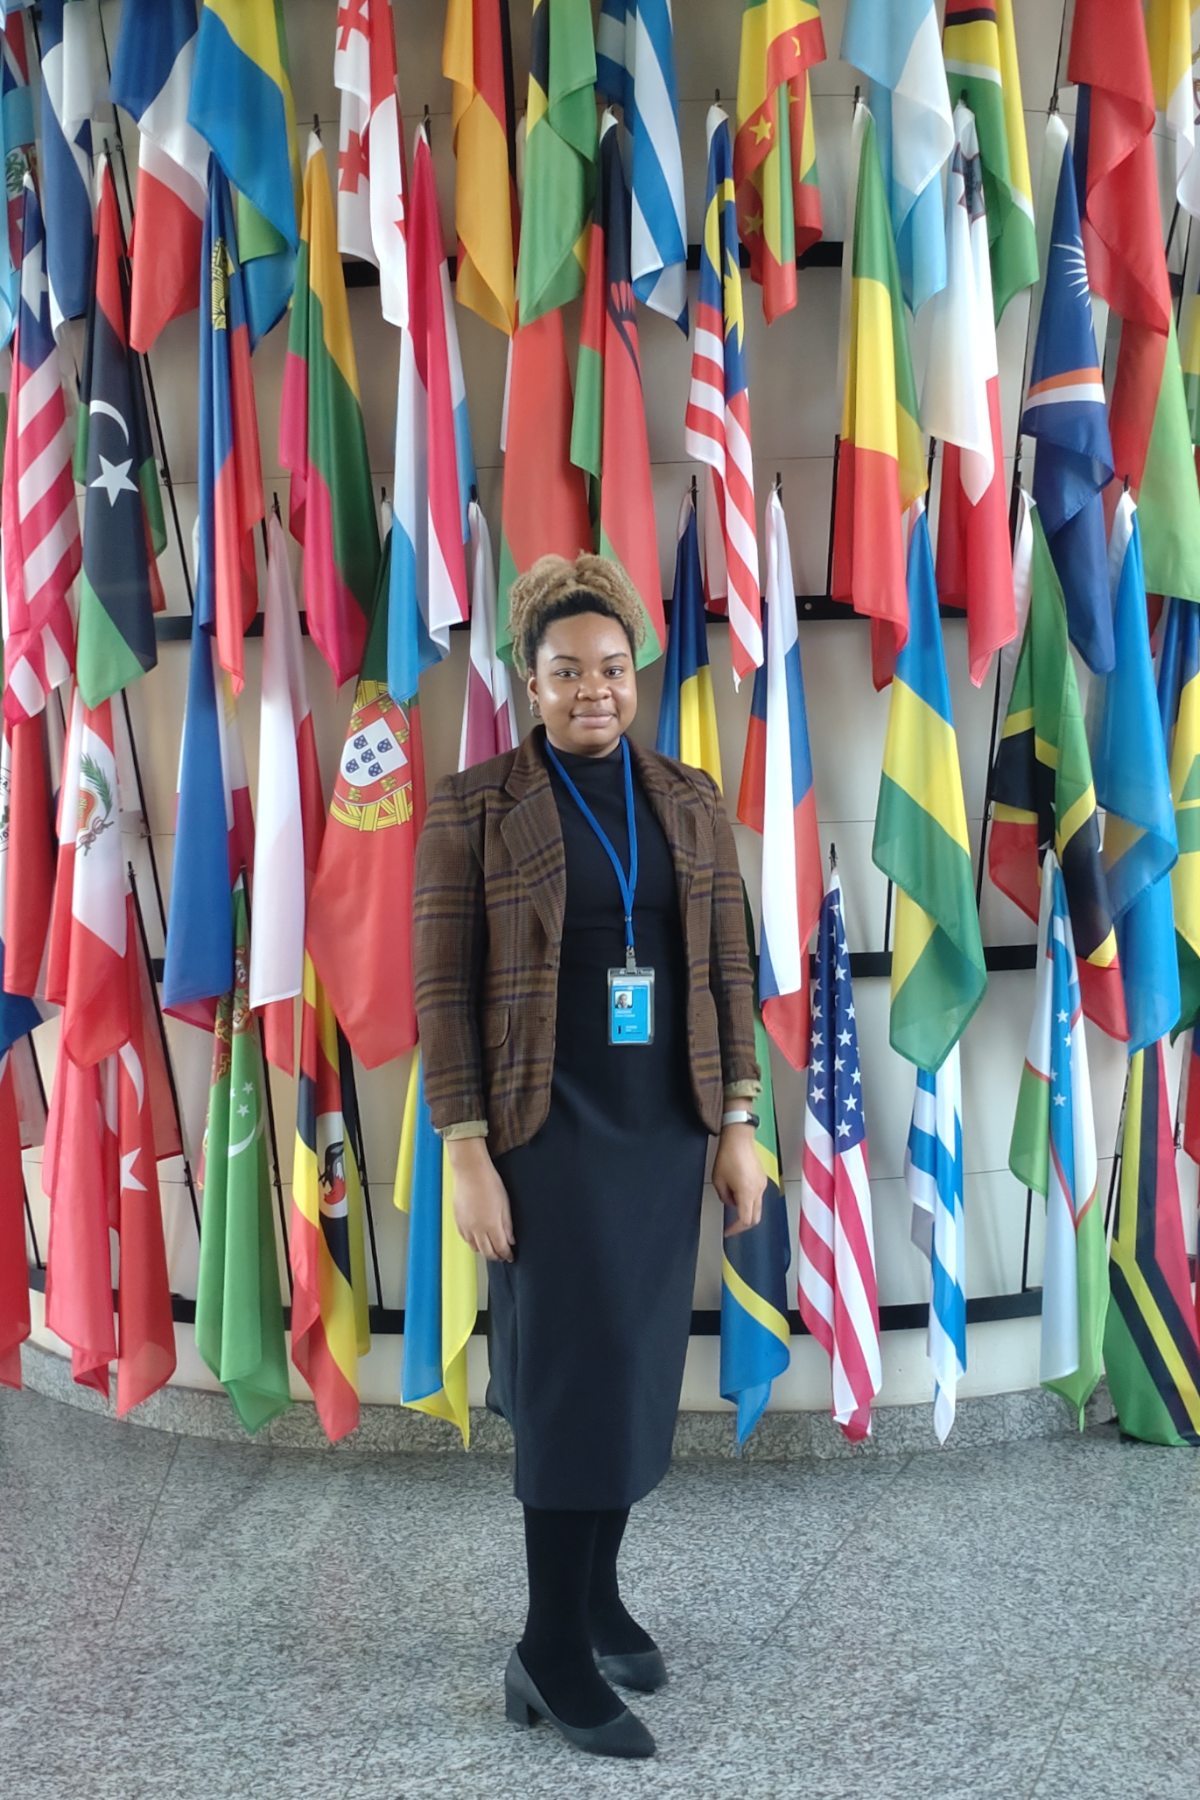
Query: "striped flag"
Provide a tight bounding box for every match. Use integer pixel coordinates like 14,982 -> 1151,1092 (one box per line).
737,490 -> 822,1069
905,1047 -> 965,1443
335,0 -> 408,328
110,0 -> 209,352
444,0 -> 517,334
655,490 -> 721,787
1156,595 -> 1200,1034
684,105 -> 760,685
798,864 -> 881,1441
873,503 -> 986,1070
1010,852 -> 1105,1424
459,498 -> 517,770
0,12 -> 34,349
281,134 -> 380,690
1105,1039 -> 1200,1445
1146,0 -> 1200,218
517,0 -> 597,326
734,0 -> 826,323
596,0 -> 687,330
40,0 -> 103,328
2,176 -> 80,723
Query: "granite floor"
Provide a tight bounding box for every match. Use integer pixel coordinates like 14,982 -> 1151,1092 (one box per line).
2,1386 -> 1198,1800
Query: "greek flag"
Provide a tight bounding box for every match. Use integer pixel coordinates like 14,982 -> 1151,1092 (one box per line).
596,0 -> 687,330
905,1044 -> 966,1443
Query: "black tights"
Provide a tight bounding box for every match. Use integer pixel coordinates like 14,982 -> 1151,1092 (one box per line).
518,1504 -> 655,1728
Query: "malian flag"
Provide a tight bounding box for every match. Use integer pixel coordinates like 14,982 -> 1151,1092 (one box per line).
460,498 -> 517,770
334,0 -> 408,327
110,0 -> 208,352
737,488 -> 822,1068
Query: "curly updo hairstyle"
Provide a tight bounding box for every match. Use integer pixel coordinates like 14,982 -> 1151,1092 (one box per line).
508,553 -> 646,676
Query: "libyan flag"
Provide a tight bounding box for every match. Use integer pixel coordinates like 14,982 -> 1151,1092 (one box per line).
74,159 -> 166,708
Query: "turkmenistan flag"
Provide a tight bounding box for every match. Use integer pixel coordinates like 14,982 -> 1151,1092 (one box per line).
942,0 -> 1037,320
74,161 -> 166,707
1110,315 -> 1200,606
873,503 -> 985,1071
194,882 -> 291,1434
1156,596 -> 1200,1031
516,0 -> 596,325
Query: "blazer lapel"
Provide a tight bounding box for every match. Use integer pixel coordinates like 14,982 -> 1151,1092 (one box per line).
631,743 -> 698,925
500,733 -> 566,946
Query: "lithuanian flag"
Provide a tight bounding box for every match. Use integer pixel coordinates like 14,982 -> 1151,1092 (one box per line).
444,0 -> 518,334
1156,596 -> 1200,1032
734,0 -> 826,323
831,106 -> 926,690
517,0 -> 596,325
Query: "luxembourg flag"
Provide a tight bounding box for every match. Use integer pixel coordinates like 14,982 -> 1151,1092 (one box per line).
737,488 -> 823,1069
110,0 -> 208,353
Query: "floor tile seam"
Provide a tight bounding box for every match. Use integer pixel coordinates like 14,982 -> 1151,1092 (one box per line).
109,1431 -> 182,1631
1025,1667 -> 1084,1799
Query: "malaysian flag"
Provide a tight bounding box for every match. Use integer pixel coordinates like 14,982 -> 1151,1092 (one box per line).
798,863 -> 882,1441
684,105 -> 760,685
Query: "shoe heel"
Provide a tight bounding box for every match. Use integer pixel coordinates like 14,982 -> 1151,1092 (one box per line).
505,1681 -> 536,1727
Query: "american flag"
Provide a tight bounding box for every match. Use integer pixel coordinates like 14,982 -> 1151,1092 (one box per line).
798,865 -> 882,1441
684,104 -> 760,686
2,174 -> 79,721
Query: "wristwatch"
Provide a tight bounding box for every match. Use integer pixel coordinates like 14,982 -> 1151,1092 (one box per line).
721,1109 -> 761,1130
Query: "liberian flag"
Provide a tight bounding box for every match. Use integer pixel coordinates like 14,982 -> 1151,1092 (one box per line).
334,0 -> 408,327
459,498 -> 517,769
737,488 -> 822,1068
110,0 -> 208,352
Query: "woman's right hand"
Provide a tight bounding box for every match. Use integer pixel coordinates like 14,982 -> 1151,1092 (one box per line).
445,1136 -> 515,1262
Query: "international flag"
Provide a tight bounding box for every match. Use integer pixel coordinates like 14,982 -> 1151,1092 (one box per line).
1146,0 -> 1200,218
388,122 -> 474,704
570,113 -> 665,667
194,883 -> 291,1434
873,503 -> 986,1071
1021,137 -> 1115,676
1156,595 -> 1200,1033
596,0 -> 687,330
922,103 -> 1016,688
459,497 -> 517,770
248,514 -> 324,1075
655,490 -> 721,787
335,0 -> 408,327
39,0 -> 102,328
1105,1039 -> 1200,1445
905,1047 -> 965,1442
189,0 -> 300,345
0,712 -> 55,1004
831,106 -> 926,690
110,0 -> 209,353
1009,852 -> 1105,1425
989,504 -> 1128,1040
941,0 -> 1037,320
737,489 -> 821,1068
0,728 -> 44,1056
291,954 -> 370,1443
281,134 -> 379,691
0,9 -> 33,349
840,0 -> 953,314
444,0 -> 517,334
1088,497 -> 1179,1054
74,163 -> 165,708
2,176 -> 80,723
798,864 -> 881,1441
733,0 -> 825,324
517,0 -> 597,326
684,106 -> 761,685
0,1054 -> 30,1388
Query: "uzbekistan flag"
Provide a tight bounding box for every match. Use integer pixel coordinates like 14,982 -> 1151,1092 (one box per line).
281,134 -> 379,690
1156,596 -> 1200,1033
734,0 -> 825,323
335,0 -> 409,328
444,0 -> 517,334
656,490 -> 721,787
737,488 -> 822,1069
517,0 -> 597,326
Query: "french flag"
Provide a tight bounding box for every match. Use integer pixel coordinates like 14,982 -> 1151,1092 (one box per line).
111,0 -> 208,354
737,488 -> 823,1069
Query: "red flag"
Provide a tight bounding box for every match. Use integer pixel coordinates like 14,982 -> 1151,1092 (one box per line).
3,715 -> 55,999
43,1050 -> 117,1396
0,1059 -> 30,1389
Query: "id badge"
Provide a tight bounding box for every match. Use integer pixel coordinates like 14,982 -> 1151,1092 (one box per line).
608,967 -> 655,1045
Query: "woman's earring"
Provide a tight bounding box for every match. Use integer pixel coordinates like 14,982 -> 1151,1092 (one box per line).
530,698 -> 541,718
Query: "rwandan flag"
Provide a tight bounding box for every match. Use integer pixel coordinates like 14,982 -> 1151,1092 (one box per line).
517,0 -> 596,325
1157,596 -> 1200,1033
873,503 -> 986,1071
655,491 -> 721,786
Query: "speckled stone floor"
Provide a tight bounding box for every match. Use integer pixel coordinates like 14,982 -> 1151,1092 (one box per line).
3,1383 -> 1198,1800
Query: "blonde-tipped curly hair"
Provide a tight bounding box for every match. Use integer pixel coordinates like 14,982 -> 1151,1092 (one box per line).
508,553 -> 646,675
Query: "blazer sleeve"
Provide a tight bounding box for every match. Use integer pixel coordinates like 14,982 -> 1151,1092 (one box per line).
412,776 -> 489,1133
702,774 -> 761,1092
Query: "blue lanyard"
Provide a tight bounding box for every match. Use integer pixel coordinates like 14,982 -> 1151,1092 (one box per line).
545,736 -> 639,968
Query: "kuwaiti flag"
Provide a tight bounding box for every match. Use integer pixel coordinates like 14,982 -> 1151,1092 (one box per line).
110,0 -> 208,354
40,0 -> 104,328
596,0 -> 687,330
1146,0 -> 1200,219
656,488 -> 721,786
905,1047 -> 966,1444
0,11 -> 34,350
737,488 -> 822,1069
334,0 -> 409,328
459,498 -> 517,770
922,104 -> 1016,689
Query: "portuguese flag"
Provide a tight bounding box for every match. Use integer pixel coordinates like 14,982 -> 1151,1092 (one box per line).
74,160 -> 166,707
280,133 -> 379,689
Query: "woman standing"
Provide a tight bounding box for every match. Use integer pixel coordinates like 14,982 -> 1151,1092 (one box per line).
413,555 -> 766,1760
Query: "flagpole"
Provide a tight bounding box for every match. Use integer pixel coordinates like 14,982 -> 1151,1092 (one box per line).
128,863 -> 203,1240
337,1027 -> 386,1310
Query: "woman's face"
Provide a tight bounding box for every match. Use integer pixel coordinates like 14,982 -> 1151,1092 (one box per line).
528,611 -> 638,758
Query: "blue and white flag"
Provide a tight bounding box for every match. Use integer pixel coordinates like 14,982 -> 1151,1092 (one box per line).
905,1045 -> 966,1444
39,0 -> 105,328
596,0 -> 687,330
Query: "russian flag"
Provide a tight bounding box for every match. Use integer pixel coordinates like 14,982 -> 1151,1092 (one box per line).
737,489 -> 822,1069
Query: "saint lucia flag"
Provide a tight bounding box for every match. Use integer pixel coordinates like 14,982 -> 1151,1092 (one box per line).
655,490 -> 721,787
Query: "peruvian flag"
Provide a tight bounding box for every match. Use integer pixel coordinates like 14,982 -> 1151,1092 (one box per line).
334,0 -> 408,327
460,498 -> 517,769
922,105 -> 1016,687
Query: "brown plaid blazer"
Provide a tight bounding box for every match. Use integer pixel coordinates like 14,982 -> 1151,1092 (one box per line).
413,729 -> 760,1157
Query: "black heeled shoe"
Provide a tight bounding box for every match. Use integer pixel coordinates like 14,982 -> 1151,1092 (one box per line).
503,1648 -> 656,1759
594,1646 -> 669,1693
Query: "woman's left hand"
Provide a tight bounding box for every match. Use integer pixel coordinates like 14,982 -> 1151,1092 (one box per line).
712,1124 -> 767,1237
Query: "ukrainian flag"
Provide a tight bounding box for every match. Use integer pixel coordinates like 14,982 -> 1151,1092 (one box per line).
655,491 -> 721,787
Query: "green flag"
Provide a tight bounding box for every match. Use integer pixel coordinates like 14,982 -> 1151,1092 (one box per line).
516,0 -> 596,325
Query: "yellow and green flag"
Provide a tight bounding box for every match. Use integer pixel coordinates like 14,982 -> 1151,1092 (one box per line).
517,0 -> 597,325
1157,596 -> 1200,1031
444,0 -> 518,333
734,0 -> 826,323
